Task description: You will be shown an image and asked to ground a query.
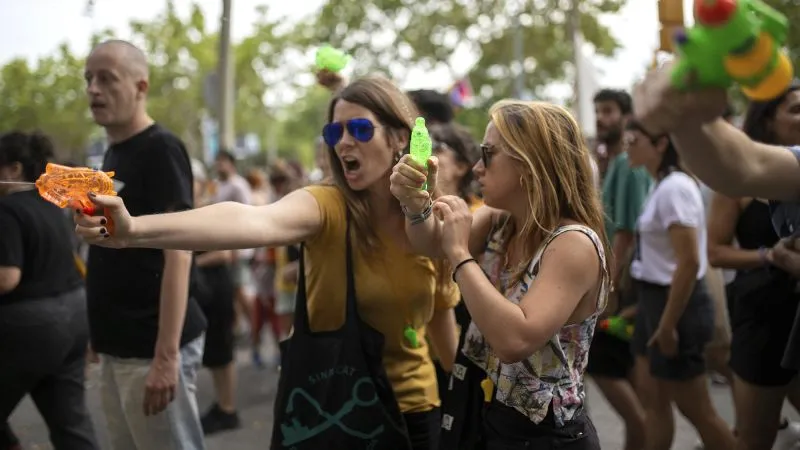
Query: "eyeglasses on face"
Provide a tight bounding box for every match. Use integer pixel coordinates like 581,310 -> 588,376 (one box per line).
321,118 -> 377,147
480,144 -> 497,167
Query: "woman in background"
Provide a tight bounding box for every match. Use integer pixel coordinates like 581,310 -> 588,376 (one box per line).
0,131 -> 98,450
190,159 -> 242,434
706,83 -> 800,450
624,122 -> 734,450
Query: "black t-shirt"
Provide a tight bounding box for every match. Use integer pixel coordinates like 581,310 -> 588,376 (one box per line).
0,190 -> 84,305
86,124 -> 207,358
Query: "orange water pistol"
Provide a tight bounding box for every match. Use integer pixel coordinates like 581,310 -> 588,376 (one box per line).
35,163 -> 119,234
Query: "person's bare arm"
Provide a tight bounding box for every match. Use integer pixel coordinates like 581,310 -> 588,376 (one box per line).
130,189 -> 322,250
195,250 -> 233,267
660,225 -> 699,331
406,205 -> 496,258
707,194 -> 764,270
155,249 -> 193,359
672,119 -> 800,201
610,231 -> 634,283
452,231 -> 600,364
426,308 -> 458,372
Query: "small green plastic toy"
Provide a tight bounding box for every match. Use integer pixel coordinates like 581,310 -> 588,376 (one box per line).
315,45 -> 350,73
404,325 -> 420,349
409,117 -> 432,191
671,0 -> 794,101
598,316 -> 634,341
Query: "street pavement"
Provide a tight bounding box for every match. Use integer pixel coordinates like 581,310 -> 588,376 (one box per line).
9,344 -> 800,449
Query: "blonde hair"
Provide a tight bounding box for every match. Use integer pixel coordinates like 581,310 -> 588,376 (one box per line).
325,75 -> 418,254
489,100 -> 609,281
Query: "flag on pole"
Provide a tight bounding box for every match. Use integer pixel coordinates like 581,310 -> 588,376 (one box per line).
449,78 -> 473,108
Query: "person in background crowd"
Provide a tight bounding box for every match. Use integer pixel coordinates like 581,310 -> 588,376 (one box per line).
82,39 -> 206,449
407,89 -> 455,125
309,136 -> 332,183
707,85 -> 800,450
587,88 -> 651,450
245,167 -> 281,368
625,122 -> 735,450
214,150 -> 256,342
0,131 -> 99,450
246,168 -> 271,207
270,160 -> 306,341
190,159 -> 241,434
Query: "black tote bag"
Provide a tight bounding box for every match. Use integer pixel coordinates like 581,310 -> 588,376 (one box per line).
270,214 -> 412,450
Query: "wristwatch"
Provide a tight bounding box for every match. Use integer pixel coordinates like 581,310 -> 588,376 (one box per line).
402,201 -> 433,225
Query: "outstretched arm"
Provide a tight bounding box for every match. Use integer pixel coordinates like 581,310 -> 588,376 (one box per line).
672,119 -> 800,201
77,189 -> 322,251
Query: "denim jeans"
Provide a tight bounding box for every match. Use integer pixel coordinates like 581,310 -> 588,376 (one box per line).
0,288 -> 98,450
99,336 -> 205,450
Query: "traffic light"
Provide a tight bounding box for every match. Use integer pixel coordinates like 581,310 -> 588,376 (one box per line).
658,0 -> 685,53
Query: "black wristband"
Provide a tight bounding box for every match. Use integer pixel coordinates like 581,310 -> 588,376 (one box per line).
452,257 -> 477,282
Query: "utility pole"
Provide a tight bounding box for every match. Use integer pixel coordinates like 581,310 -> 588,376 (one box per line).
512,5 -> 524,99
570,0 -> 583,127
218,0 -> 236,152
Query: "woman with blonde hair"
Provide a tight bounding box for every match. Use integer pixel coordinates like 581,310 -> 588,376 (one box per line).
74,75 -> 459,450
391,100 -> 608,448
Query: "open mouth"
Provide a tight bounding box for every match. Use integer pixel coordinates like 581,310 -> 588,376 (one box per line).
341,156 -> 361,172
90,101 -> 107,111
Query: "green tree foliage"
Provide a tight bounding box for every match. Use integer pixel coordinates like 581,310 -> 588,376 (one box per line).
772,0 -> 800,59
0,45 -> 95,158
300,0 -> 625,103
0,0 -> 282,162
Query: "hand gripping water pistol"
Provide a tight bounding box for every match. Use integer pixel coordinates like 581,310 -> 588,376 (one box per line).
315,45 -> 351,73
671,0 -> 794,101
0,163 -> 120,234
409,117 -> 433,191
598,316 -> 634,341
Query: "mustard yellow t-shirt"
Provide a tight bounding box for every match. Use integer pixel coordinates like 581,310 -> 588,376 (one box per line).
303,185 -> 459,413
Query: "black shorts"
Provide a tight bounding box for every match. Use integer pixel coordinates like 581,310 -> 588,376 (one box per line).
586,331 -> 633,379
631,279 -> 714,381
198,266 -> 236,368
729,270 -> 799,386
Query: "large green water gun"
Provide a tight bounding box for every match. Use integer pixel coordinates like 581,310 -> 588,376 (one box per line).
671,0 -> 794,101
409,117 -> 432,191
315,45 -> 350,73
598,316 -> 634,341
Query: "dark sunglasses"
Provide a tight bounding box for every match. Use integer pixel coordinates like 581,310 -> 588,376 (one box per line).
322,118 -> 377,147
480,144 -> 496,167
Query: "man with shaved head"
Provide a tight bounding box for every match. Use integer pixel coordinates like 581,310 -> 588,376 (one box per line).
82,40 -> 207,449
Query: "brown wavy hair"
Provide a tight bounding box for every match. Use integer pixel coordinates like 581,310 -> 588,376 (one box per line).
325,75 -> 418,253
489,100 -> 609,281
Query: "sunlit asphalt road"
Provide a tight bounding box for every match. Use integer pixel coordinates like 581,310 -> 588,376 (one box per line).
10,345 -> 800,449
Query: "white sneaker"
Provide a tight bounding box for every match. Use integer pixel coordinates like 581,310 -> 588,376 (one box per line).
773,421 -> 800,450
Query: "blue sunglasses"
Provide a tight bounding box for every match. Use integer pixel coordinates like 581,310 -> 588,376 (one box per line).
322,118 -> 377,147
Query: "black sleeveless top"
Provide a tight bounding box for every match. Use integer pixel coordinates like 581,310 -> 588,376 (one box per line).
733,199 -> 795,299
735,200 -> 779,251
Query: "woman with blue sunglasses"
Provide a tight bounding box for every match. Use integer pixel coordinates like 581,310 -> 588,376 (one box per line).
74,75 -> 460,450
390,100 -> 609,449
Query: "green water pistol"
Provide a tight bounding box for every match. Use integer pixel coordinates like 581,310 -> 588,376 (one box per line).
598,316 -> 634,341
670,0 -> 794,101
404,325 -> 420,349
409,117 -> 432,191
315,45 -> 351,73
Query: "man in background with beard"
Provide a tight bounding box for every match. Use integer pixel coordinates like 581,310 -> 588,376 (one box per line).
586,89 -> 653,450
